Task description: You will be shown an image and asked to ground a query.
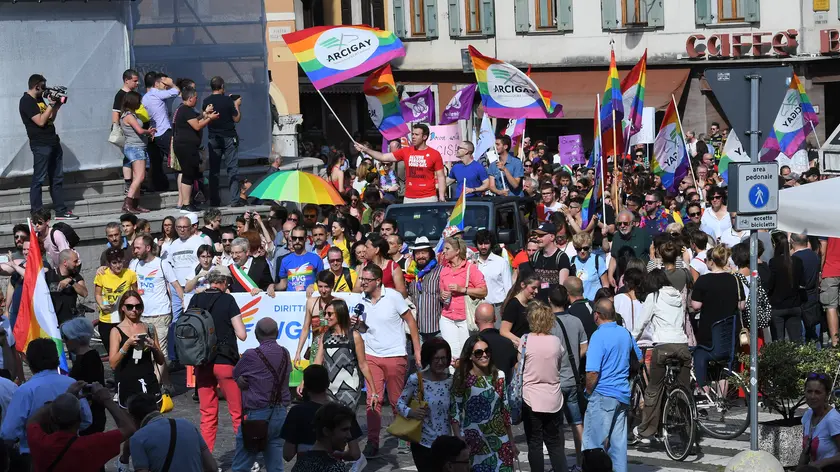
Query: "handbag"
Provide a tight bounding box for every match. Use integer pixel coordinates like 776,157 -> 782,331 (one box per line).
387,371 -> 426,443
464,262 -> 482,332
508,333 -> 529,425
109,121 -> 125,147
733,274 -> 750,347
169,106 -> 182,172
241,348 -> 283,452
556,316 -> 587,415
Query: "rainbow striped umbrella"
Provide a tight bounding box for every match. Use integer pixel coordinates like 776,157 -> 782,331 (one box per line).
246,170 -> 345,205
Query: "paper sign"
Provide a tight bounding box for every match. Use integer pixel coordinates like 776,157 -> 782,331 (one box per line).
558,135 -> 585,166
629,107 -> 656,146
269,26 -> 291,42
426,125 -> 463,162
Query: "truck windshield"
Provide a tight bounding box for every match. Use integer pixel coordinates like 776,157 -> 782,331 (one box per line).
386,205 -> 491,242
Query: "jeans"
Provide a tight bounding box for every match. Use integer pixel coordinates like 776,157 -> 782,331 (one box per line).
523,403 -> 567,472
30,143 -> 66,213
231,405 -> 287,472
771,306 -> 803,342
168,294 -> 184,361
147,129 -> 172,191
365,355 -> 407,446
196,363 -> 243,451
208,134 -> 240,206
582,392 -> 629,472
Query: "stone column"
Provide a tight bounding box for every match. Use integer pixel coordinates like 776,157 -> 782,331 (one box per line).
273,114 -> 303,158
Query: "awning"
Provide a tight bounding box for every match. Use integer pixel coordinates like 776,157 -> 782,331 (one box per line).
778,177 -> 840,237
530,68 -> 691,119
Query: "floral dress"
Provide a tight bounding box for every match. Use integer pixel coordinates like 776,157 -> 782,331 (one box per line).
450,371 -> 515,471
397,372 -> 453,448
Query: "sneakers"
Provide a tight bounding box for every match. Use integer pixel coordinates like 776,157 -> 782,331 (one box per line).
250,461 -> 260,472
54,211 -> 78,220
362,442 -> 380,459
115,459 -> 131,472
632,426 -> 652,446
182,204 -> 199,213
230,200 -> 246,208
397,439 -> 410,454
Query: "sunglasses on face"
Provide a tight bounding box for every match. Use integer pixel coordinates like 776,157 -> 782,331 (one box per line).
524,163 -> 532,168
123,303 -> 143,312
472,348 -> 491,359
222,238 -> 234,242
290,236 -> 305,241
618,221 -> 632,227
645,200 -> 657,205
324,309 -> 335,316
328,258 -> 343,263
711,195 -> 723,200
689,212 -> 701,217
14,234 -> 26,240
576,246 -> 591,252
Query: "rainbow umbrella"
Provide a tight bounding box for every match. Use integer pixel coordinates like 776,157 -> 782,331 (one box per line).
246,170 -> 345,205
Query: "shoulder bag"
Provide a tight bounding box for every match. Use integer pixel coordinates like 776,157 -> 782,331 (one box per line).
241,347 -> 284,452
734,274 -> 750,347
508,333 -> 529,425
556,316 -> 587,415
464,262 -> 482,332
169,106 -> 182,171
387,371 -> 426,443
109,119 -> 126,148
162,419 -> 178,472
46,436 -> 78,472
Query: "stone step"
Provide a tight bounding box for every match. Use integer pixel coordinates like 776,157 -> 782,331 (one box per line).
0,161 -> 323,208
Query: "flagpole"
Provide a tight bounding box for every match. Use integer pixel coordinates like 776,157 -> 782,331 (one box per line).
612,108 -> 620,212
810,122 -> 823,150
671,93 -> 702,201
597,94 -> 607,224
316,89 -> 355,142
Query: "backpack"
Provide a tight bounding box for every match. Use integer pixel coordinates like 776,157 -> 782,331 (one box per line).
341,268 -> 354,291
174,294 -> 221,366
571,255 -> 600,278
50,223 -> 80,249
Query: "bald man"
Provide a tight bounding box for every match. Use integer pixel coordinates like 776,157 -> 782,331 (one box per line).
232,317 -> 291,472
475,303 -> 517,384
446,140 -> 489,199
565,276 -> 597,338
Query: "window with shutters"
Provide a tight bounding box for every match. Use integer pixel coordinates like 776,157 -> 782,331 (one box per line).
535,0 -> 556,29
717,0 -> 744,22
621,0 -> 648,26
362,0 -> 386,29
410,0 -> 427,36
465,0 -> 482,33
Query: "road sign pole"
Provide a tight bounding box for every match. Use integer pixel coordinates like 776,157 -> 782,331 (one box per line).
748,73 -> 760,452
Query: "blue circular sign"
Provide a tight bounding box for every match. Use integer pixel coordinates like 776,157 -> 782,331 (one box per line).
749,183 -> 769,209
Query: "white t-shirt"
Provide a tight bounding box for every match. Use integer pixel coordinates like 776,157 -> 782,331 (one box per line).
161,234 -> 212,285
802,408 -> 840,463
614,293 -> 651,347
129,257 -> 179,316
359,288 -> 410,358
690,250 -> 710,277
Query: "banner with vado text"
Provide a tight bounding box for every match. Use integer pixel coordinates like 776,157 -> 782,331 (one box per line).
233,292 -> 364,354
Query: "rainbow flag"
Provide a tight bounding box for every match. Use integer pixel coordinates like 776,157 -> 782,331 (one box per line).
363,64 -> 409,140
283,25 -> 405,90
434,181 -> 466,252
583,96 -> 604,230
14,221 -> 67,371
229,264 -> 258,292
719,129 -> 748,184
600,49 -> 625,158
621,50 -> 647,143
652,98 -> 690,193
469,46 -> 561,119
760,73 -> 812,162
794,73 -> 819,130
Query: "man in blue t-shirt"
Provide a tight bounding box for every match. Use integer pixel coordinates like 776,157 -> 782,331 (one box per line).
447,141 -> 489,199
275,226 -> 323,292
583,298 -> 641,472
487,135 -> 525,197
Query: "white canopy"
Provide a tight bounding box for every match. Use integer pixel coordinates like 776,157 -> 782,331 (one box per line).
778,177 -> 840,237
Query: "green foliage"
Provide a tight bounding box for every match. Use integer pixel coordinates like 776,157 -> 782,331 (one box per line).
739,342 -> 840,420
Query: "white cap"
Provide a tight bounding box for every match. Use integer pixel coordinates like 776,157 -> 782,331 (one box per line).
186,212 -> 199,225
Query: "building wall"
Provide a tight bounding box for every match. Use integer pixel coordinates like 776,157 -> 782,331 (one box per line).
391,0 -> 839,70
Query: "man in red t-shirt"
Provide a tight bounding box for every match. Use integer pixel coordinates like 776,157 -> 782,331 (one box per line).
355,124 -> 446,203
27,382 -> 135,472
821,237 -> 840,346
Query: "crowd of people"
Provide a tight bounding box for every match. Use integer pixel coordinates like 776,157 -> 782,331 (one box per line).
7,75 -> 840,472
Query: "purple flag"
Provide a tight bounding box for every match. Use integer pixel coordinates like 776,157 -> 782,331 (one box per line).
440,84 -> 477,125
400,87 -> 436,125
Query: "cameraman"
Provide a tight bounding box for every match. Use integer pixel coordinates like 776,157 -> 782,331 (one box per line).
27,382 -> 135,472
46,249 -> 87,325
19,74 -> 76,220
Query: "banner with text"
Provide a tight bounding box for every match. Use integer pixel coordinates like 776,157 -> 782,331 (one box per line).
426,125 -> 463,162
233,292 -> 363,354
557,135 -> 585,166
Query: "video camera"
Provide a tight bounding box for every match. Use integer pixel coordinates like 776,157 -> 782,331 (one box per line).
44,86 -> 68,105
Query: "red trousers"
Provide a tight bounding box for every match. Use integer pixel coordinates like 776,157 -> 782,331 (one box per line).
365,355 -> 408,446
196,363 -> 243,451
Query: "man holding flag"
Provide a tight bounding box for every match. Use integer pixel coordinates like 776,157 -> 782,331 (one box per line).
355,124 -> 446,203
488,135 -> 525,197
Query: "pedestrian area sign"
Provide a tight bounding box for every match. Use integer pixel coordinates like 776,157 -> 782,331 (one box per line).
729,163 -> 779,214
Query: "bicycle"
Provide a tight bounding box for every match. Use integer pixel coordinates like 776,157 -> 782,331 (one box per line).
629,357 -> 696,461
692,359 -> 750,440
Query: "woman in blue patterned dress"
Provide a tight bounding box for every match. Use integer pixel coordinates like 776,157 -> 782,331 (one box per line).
397,338 -> 454,471
450,335 -> 518,472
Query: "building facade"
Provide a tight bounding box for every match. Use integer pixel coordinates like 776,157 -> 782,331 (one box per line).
273,0 -> 840,155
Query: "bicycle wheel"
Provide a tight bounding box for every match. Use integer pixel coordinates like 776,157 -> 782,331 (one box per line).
628,375 -> 645,434
696,366 -> 750,440
662,386 -> 696,461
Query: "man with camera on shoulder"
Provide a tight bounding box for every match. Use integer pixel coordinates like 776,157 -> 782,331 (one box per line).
19,74 -> 76,220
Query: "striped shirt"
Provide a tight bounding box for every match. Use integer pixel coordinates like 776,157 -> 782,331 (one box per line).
408,264 -> 444,335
